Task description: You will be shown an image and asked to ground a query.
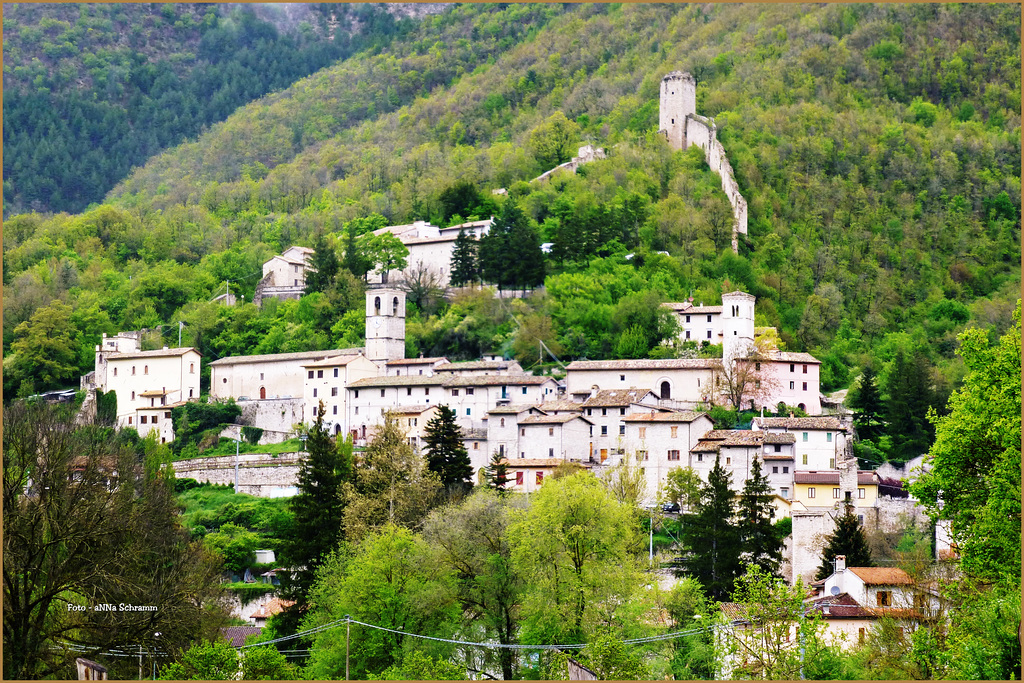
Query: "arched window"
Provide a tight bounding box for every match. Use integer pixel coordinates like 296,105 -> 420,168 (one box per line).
113,367 -> 118,377
190,363 -> 195,374
660,381 -> 671,400
392,297 -> 399,316
500,418 -> 505,427
260,387 -> 266,399
131,391 -> 135,400
132,366 -> 136,375
374,296 -> 381,315
335,424 -> 341,435
144,365 -> 148,375
798,403 -> 806,412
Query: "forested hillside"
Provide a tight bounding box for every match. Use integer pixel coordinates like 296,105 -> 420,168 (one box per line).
2,3 -> 423,214
4,4 -> 1020,465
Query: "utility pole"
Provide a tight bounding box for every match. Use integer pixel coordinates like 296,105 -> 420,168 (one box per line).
235,438 -> 240,492
345,615 -> 351,681
178,320 -> 183,347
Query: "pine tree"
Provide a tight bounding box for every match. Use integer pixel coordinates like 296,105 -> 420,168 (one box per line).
343,221 -> 372,280
450,227 -> 479,287
737,455 -> 785,578
283,401 -> 351,611
423,405 -> 473,494
678,455 -> 743,601
850,364 -> 884,441
304,230 -> 340,294
485,450 -> 510,494
884,350 -> 934,463
508,216 -> 545,293
815,502 -> 873,580
478,201 -> 516,289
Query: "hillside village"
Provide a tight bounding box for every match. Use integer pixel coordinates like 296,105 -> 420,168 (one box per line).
6,4 -> 1019,678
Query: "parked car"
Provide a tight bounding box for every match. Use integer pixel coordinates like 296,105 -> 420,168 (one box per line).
661,501 -> 680,513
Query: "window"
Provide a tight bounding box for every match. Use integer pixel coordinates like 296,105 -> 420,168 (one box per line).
425,388 -> 430,396
790,381 -> 795,390
755,362 -> 761,371
466,388 -> 474,395
619,425 -> 626,435
191,363 -> 195,374
355,407 -> 359,414
876,591 -> 892,607
466,408 -> 471,416
600,426 -> 608,436
500,418 -> 505,428
668,450 -> 681,461
128,416 -> 132,425
685,315 -> 691,323
774,444 -> 782,453
858,488 -> 866,499
620,407 -> 626,415
686,331 -> 691,339
790,363 -> 795,372
858,514 -> 865,524
334,368 -> 338,378
521,428 -> 525,436
781,487 -> 790,499
620,374 -> 625,381
313,389 -> 318,398
143,365 -> 147,375
333,405 -> 338,415
802,432 -> 809,442
474,442 -> 479,450
858,628 -> 866,644
802,454 -> 808,465
833,488 -> 841,499
354,390 -> 359,398
783,466 -> 789,473
773,466 -> 779,474
536,471 -> 544,485
638,450 -> 648,461
522,387 -> 527,395
189,389 -> 193,398
671,426 -> 678,438
452,388 -> 459,396
332,387 -> 338,397
317,370 -> 323,379
755,380 -> 761,389
639,427 -> 646,439
131,391 -> 135,400
374,296 -> 381,315
803,382 -> 808,391
697,454 -> 703,462
602,408 -> 607,416
830,458 -> 835,469
381,389 -> 386,397
726,457 -> 731,465
706,330 -> 712,339
308,371 -> 314,379
707,314 -> 712,322
803,364 -> 808,374
152,415 -> 158,424
132,366 -> 136,375
808,487 -> 816,499
549,427 -> 554,436
141,415 -> 148,424
516,472 -> 524,486
165,412 -> 171,419
113,368 -> 118,377
549,448 -> 554,457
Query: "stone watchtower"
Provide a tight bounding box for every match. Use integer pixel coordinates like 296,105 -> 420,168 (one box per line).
365,287 -> 406,363
659,71 -> 696,151
722,290 -> 756,367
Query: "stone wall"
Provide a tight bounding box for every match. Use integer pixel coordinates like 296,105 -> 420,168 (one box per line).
236,398 -> 305,435
791,510 -> 835,584
171,453 -> 301,497
684,116 -> 749,245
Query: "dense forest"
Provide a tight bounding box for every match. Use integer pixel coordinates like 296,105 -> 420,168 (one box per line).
2,3 -> 423,214
3,3 -> 1020,462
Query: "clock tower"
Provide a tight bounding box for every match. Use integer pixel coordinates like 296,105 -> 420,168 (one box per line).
365,287 -> 406,363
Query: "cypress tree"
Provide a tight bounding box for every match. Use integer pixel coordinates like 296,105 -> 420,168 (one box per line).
678,455 -> 743,601
485,450 -> 510,494
737,455 -> 785,578
423,405 -> 473,494
815,502 -> 873,580
850,364 -> 884,441
304,230 -> 340,294
282,401 -> 351,621
449,227 -> 479,286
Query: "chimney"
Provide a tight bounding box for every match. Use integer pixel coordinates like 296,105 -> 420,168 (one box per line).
590,385 -> 599,399
835,555 -> 846,572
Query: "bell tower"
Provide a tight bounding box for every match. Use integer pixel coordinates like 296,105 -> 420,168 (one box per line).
722,290 -> 756,367
365,287 -> 406,363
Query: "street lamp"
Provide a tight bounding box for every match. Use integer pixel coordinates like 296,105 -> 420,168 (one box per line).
300,434 -> 308,452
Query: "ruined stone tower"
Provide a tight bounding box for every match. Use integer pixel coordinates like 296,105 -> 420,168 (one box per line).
659,71 -> 696,151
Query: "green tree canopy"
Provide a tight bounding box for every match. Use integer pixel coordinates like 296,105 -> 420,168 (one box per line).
737,455 -> 785,578
304,230 -> 340,295
816,502 -> 874,580
449,228 -> 480,287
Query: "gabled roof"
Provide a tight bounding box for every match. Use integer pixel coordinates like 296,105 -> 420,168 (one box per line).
500,458 -> 591,468
763,432 -> 797,444
487,404 -> 542,415
520,414 -> 592,426
443,374 -> 553,387
720,432 -> 766,447
581,388 -> 657,407
847,567 -> 914,586
462,428 -> 488,440
765,350 -> 821,364
249,597 -> 295,620
393,404 -> 436,416
104,347 -> 200,360
348,375 -> 442,388
435,360 -> 518,372
663,302 -> 723,314
691,440 -> 722,453
301,354 -> 363,368
753,416 -> 843,431
623,411 -> 706,423
209,348 -> 363,366
567,358 -> 721,371
221,626 -> 263,647
536,400 -> 584,413
386,357 -> 449,366
794,470 -> 877,485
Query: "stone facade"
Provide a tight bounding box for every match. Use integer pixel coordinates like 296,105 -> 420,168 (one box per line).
171,453 -> 300,497
254,246 -> 313,307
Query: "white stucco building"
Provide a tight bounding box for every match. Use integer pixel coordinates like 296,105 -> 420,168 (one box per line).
752,416 -> 846,470
254,246 -> 314,306
368,219 -> 492,287
301,354 -> 381,435
209,348 -> 364,401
